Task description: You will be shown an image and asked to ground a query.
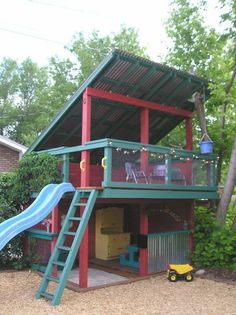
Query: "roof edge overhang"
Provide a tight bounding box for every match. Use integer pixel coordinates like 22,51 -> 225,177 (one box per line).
0,135 -> 27,157
27,50 -> 117,154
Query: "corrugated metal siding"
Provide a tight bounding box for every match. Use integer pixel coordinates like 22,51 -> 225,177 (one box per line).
148,231 -> 190,273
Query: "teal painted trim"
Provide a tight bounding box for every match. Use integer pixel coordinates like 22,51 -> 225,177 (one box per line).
36,189 -> 99,305
102,181 -> 217,191
31,263 -> 47,273
98,188 -> 219,199
108,139 -> 216,160
62,154 -> 69,182
148,230 -> 192,237
37,138 -> 217,162
26,228 -> 58,240
37,139 -> 109,156
103,147 -> 112,185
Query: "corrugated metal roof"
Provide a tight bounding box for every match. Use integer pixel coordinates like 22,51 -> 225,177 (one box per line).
28,49 -> 208,152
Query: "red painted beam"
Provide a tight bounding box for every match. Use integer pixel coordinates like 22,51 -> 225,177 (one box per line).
86,87 -> 193,118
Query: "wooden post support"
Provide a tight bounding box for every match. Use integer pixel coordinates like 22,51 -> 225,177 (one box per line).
62,154 -> 70,182
185,118 -> 193,185
103,146 -> 112,186
140,108 -> 149,173
187,202 -> 195,253
79,89 -> 92,288
185,118 -> 193,150
139,205 -> 148,276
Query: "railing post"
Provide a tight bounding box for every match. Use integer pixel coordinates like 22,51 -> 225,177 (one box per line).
103,146 -> 112,187
62,154 -> 69,182
210,159 -> 216,187
165,156 -> 172,185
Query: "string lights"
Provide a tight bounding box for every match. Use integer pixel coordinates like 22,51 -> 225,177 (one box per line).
113,146 -> 216,166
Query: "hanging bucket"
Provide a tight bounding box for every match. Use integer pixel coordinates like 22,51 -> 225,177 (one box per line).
199,134 -> 213,154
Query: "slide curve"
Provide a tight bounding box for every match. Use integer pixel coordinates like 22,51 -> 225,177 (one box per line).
0,182 -> 75,251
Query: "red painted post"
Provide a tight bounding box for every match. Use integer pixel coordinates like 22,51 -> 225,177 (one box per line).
140,108 -> 149,174
51,206 -> 59,276
139,205 -> 148,276
185,118 -> 193,185
79,89 -> 92,288
188,202 -> 195,253
185,118 -> 193,150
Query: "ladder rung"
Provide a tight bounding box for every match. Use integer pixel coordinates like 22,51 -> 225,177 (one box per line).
74,203 -> 87,206
69,217 -> 82,221
58,246 -> 71,251
52,260 -> 65,267
46,276 -> 60,283
40,292 -> 54,300
63,231 -> 76,236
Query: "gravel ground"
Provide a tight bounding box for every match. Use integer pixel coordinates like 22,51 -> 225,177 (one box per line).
1,270 -> 236,315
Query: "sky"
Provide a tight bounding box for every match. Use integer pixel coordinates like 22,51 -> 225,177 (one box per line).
0,0 -> 220,65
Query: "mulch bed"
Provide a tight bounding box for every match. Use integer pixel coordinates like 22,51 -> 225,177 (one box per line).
197,268 -> 236,286
1,269 -> 236,314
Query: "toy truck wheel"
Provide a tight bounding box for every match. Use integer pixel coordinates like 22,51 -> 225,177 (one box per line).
168,271 -> 177,282
185,273 -> 193,282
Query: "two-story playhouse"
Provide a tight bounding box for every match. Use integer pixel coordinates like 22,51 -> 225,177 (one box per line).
27,49 -> 218,304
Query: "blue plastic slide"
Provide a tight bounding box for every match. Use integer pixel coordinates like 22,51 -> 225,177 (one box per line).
0,182 -> 75,251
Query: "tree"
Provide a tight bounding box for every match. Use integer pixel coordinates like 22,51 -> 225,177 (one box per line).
217,138 -> 236,225
68,25 -> 149,85
0,59 -> 20,135
0,26 -> 148,146
165,0 -> 236,224
47,56 -> 79,113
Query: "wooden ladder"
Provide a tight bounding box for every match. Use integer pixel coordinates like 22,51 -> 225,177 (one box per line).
36,189 -> 98,305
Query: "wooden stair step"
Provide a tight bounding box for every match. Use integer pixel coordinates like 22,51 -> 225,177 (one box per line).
52,261 -> 65,267
63,231 -> 76,236
46,276 -> 60,283
69,217 -> 82,221
58,246 -> 71,251
40,292 -> 54,300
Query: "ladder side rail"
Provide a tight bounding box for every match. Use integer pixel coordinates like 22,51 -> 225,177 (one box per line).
36,190 -> 81,298
52,190 -> 98,305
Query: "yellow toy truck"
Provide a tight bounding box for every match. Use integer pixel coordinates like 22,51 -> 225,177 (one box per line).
167,264 -> 193,282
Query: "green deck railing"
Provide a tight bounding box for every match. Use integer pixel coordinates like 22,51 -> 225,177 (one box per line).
38,138 -> 217,192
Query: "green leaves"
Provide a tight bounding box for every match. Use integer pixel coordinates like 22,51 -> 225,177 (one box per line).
68,26 -> 148,86
0,152 -> 61,269
165,0 -> 236,186
192,206 -> 236,271
0,26 -> 147,147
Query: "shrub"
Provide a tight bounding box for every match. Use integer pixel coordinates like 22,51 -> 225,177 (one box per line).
192,206 -> 236,271
0,152 -> 61,269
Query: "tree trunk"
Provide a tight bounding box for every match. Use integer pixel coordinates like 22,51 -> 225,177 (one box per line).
233,217 -> 236,229
217,36 -> 236,184
216,138 -> 236,225
193,92 -> 208,140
